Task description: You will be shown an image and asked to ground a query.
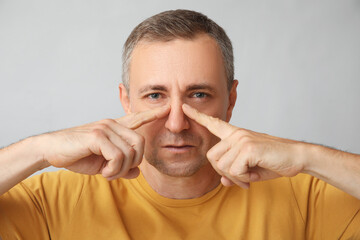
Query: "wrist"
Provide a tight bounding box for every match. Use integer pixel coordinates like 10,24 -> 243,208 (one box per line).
22,135 -> 51,171
299,142 -> 328,178
0,135 -> 51,195
296,141 -> 318,175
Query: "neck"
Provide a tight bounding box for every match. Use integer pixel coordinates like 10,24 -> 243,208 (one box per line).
139,160 -> 221,199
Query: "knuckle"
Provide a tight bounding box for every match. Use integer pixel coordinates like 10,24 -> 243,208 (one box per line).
232,129 -> 242,139
116,118 -> 125,126
91,129 -> 106,139
206,150 -> 216,161
135,147 -> 144,163
229,168 -> 239,178
113,150 -> 124,161
233,129 -> 246,138
241,132 -> 251,140
100,118 -> 115,125
135,134 -> 145,146
242,142 -> 255,154
127,147 -> 135,158
216,161 -> 226,171
239,135 -> 252,145
95,123 -> 110,132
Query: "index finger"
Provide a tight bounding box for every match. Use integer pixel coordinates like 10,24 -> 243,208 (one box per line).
117,104 -> 170,129
182,104 -> 237,139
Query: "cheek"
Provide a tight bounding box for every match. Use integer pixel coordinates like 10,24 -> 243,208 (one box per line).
138,100 -> 168,110
186,96 -> 229,121
192,104 -> 228,121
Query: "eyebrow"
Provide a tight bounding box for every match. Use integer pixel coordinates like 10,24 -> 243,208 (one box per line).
185,84 -> 216,93
138,85 -> 168,94
138,83 -> 216,95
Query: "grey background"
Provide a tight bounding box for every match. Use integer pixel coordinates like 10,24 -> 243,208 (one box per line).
0,0 -> 359,175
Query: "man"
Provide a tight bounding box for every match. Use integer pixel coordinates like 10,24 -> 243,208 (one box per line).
0,9 -> 359,239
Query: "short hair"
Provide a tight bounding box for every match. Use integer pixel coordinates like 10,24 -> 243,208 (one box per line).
122,9 -> 234,92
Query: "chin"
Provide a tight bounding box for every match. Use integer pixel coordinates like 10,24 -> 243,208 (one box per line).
146,154 -> 208,177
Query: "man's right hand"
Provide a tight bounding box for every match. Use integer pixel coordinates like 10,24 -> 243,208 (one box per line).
34,105 -> 170,180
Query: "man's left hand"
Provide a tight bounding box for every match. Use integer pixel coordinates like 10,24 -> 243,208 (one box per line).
182,104 -> 306,188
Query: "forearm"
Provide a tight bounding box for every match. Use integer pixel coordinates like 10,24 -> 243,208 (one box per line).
0,136 -> 50,196
301,143 -> 360,199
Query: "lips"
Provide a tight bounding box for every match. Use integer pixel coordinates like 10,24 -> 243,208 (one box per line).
163,144 -> 195,148
161,144 -> 195,154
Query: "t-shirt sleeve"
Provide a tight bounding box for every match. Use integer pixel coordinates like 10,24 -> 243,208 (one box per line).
0,170 -> 85,239
340,208 -> 360,239
290,174 -> 360,239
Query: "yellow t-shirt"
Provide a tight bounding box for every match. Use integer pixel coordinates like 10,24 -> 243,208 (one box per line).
0,170 -> 359,239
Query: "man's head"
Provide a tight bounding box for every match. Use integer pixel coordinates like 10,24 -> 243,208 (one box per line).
119,9 -> 237,177
122,9 -> 234,92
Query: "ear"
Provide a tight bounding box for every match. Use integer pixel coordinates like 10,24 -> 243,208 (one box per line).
226,80 -> 238,122
119,83 -> 131,114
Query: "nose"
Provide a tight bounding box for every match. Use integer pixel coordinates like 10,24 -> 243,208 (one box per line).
165,101 -> 190,133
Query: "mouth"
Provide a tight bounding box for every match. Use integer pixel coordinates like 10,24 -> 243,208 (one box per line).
162,144 -> 195,153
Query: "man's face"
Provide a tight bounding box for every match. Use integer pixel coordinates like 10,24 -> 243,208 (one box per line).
121,34 -> 236,177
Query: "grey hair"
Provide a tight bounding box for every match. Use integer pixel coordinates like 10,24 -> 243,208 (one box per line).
122,9 -> 234,92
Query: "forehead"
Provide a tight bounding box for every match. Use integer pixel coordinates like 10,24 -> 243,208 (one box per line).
128,34 -> 227,91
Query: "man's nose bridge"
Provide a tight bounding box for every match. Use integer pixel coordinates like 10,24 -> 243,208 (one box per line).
168,98 -> 185,121
164,97 -> 190,133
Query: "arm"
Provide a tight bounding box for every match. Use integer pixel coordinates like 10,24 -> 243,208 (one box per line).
0,136 -> 50,196
182,104 -> 360,199
0,105 -> 170,196
302,143 -> 360,199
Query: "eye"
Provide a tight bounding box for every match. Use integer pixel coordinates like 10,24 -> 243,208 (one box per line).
147,93 -> 161,99
192,92 -> 208,98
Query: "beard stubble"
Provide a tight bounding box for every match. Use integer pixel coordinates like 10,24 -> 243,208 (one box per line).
144,131 -> 210,177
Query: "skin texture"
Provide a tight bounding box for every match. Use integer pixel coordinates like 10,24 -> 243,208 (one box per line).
119,34 -> 238,198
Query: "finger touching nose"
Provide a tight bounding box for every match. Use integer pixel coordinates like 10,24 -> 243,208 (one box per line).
165,103 -> 190,133
117,104 -> 170,130
182,103 -> 237,139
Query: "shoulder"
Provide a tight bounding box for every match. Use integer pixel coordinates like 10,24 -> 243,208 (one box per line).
289,173 -> 360,216
289,173 -> 360,207
19,170 -> 120,201
22,170 -> 89,191
289,174 -> 360,238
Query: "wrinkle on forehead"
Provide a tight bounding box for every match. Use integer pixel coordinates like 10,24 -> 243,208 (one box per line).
129,34 -> 228,96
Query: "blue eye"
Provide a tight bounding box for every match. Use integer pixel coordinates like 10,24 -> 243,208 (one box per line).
193,92 -> 207,98
148,93 -> 161,99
